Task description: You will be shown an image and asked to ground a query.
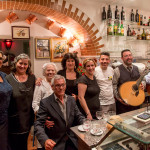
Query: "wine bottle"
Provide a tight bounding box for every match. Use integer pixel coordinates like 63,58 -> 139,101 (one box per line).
107,19 -> 113,35
114,20 -> 118,35
137,29 -> 142,40
140,15 -> 143,25
141,28 -> 146,40
120,21 -> 124,36
127,25 -> 131,36
115,5 -> 119,20
107,5 -> 112,19
102,7 -> 106,20
135,9 -> 139,22
148,17 -> 150,26
131,9 -> 134,22
143,16 -> 147,26
117,21 -> 121,35
121,7 -> 125,20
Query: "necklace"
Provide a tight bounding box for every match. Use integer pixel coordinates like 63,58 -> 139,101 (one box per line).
15,74 -> 28,82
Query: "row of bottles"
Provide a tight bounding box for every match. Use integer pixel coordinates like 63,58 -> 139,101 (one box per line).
102,5 -> 150,27
107,19 -> 124,36
130,9 -> 150,26
102,5 -> 125,20
127,25 -> 150,40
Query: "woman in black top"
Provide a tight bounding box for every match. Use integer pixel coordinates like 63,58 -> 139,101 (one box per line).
57,52 -> 81,100
78,58 -> 100,120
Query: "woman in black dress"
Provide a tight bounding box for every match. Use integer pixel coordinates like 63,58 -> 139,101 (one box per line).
57,52 -> 81,100
6,54 -> 36,150
78,58 -> 100,120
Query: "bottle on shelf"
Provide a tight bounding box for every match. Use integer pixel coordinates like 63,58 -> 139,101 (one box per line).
135,9 -> 139,23
143,16 -> 147,26
107,5 -> 112,19
127,25 -> 131,36
146,29 -> 150,40
107,19 -> 113,35
114,19 -> 118,35
121,7 -> 125,20
131,9 -> 134,22
137,29 -> 142,40
117,21 -> 121,35
131,28 -> 136,36
102,7 -> 106,20
115,5 -> 119,20
120,21 -> 124,36
141,28 -> 146,40
148,17 -> 150,26
140,15 -> 143,25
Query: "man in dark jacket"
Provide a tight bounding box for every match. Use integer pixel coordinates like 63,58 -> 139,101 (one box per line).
34,75 -> 84,150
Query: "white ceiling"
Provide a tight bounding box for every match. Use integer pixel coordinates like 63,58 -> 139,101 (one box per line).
97,0 -> 150,12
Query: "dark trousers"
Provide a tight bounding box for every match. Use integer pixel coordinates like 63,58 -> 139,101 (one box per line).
9,132 -> 29,150
65,138 -> 77,150
116,100 -> 140,114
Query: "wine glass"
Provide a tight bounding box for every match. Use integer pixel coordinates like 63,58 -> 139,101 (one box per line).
96,111 -> 103,120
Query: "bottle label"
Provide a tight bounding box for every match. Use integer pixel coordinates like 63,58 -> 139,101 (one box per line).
121,28 -> 124,35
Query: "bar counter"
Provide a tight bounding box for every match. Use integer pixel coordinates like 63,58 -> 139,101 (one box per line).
71,107 -> 150,150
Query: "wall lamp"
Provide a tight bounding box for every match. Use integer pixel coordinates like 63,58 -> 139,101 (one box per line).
6,12 -> 19,23
47,19 -> 55,30
59,27 -> 67,37
4,39 -> 13,51
26,14 -> 37,25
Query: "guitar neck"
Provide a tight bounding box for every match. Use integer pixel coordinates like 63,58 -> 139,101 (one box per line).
136,73 -> 145,88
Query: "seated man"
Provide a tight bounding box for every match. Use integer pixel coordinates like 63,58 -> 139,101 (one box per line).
34,75 -> 84,150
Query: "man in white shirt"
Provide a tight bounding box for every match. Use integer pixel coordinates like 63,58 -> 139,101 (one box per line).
95,52 -> 116,113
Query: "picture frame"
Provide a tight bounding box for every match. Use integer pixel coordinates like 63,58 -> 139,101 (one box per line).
50,38 -> 69,62
12,26 -> 30,39
35,38 -> 50,59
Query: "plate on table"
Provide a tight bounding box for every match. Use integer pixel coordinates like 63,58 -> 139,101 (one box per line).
78,125 -> 85,132
90,129 -> 103,136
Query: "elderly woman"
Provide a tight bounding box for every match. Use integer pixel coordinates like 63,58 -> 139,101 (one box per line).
0,51 -> 12,150
57,52 -> 81,99
6,53 -> 36,150
32,62 -> 57,113
78,58 -> 100,120
32,62 -> 57,150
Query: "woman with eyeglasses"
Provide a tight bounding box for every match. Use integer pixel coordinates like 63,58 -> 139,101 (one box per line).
78,58 -> 100,120
0,51 -> 12,150
6,53 -> 36,150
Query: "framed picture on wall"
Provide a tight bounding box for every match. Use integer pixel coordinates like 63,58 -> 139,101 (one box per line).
12,26 -> 30,39
50,38 -> 68,62
35,38 -> 50,58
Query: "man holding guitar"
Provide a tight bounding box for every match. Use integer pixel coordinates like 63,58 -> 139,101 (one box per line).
113,49 -> 145,114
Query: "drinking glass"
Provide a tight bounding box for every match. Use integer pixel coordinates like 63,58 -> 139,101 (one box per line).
82,118 -> 91,140
96,111 -> 103,120
108,110 -> 116,116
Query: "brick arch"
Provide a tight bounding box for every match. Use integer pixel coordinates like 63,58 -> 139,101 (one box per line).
1,0 -> 104,56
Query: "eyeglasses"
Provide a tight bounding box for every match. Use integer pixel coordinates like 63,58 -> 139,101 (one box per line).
55,83 -> 65,88
123,54 -> 132,58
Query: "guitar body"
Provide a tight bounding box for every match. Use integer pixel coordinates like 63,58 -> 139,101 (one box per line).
119,81 -> 145,106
